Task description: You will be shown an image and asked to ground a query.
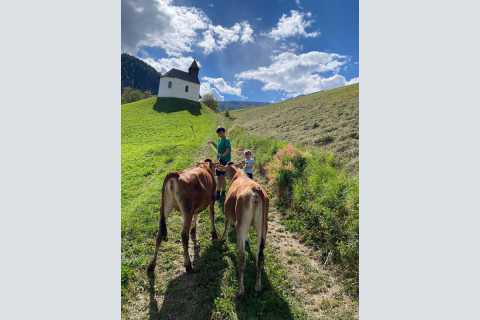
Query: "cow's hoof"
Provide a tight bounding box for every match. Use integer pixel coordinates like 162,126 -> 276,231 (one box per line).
185,263 -> 193,273
211,231 -> 218,240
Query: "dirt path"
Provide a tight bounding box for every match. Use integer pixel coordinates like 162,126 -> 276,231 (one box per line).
122,144 -> 357,320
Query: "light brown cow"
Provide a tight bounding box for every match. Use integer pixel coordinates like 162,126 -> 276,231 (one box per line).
147,159 -> 218,274
220,162 -> 269,296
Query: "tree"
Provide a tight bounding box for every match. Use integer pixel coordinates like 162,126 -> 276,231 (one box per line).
201,93 -> 219,112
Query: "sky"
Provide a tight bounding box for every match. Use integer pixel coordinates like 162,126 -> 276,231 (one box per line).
122,0 -> 358,102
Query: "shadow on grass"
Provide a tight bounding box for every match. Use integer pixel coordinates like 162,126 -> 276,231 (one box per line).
147,241 -> 228,320
148,228 -> 295,320
225,233 -> 296,320
153,97 -> 202,116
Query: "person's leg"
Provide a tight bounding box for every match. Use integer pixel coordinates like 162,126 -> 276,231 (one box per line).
215,166 -> 225,200
218,175 -> 225,199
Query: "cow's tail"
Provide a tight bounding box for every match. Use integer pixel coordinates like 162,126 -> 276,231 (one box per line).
148,172 -> 179,274
253,186 -> 268,264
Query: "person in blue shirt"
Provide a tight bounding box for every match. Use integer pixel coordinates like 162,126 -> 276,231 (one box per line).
208,127 -> 231,202
242,149 -> 255,179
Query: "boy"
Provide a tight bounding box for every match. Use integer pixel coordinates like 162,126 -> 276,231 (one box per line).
243,150 -> 255,179
208,127 -> 231,202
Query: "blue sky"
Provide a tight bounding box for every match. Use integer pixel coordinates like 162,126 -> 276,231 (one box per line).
122,0 -> 358,102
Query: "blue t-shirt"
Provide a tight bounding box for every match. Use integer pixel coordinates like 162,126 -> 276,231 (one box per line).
244,158 -> 254,174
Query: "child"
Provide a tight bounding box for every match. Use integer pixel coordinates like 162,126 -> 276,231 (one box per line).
243,149 -> 255,179
207,127 -> 231,202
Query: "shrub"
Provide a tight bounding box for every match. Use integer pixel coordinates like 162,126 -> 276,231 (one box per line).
121,87 -> 153,104
288,151 -> 359,296
201,93 -> 219,112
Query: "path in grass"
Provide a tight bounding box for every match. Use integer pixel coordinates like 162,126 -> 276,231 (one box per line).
122,98 -> 357,319
122,145 -> 357,320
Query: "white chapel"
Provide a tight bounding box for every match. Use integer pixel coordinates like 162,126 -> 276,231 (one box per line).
157,60 -> 200,101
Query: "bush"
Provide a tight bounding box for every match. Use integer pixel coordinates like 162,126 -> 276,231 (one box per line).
287,151 -> 359,296
201,93 -> 219,112
121,87 -> 153,104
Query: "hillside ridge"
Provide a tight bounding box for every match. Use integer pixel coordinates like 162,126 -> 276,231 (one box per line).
230,84 -> 359,172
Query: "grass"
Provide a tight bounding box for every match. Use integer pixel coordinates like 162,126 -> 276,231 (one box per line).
230,84 -> 359,173
121,97 -> 216,300
228,127 -> 359,297
121,97 -> 324,319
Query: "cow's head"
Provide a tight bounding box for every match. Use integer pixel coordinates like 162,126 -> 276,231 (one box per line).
222,161 -> 241,179
203,158 -> 215,173
196,158 -> 215,174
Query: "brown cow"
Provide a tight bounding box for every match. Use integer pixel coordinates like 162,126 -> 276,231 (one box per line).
147,159 -> 218,274
219,162 -> 269,296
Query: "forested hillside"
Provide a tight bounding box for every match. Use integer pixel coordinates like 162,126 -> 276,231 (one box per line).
121,53 -> 160,93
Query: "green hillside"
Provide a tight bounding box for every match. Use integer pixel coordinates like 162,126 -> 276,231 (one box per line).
230,84 -> 359,172
121,97 -> 216,299
122,97 -> 358,319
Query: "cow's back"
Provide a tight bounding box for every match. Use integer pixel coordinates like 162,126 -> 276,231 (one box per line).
177,166 -> 216,213
225,175 -> 266,222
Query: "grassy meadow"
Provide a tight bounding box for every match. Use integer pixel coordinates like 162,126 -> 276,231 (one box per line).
122,93 -> 358,319
121,97 -> 216,298
229,84 -> 359,173
228,127 -> 359,297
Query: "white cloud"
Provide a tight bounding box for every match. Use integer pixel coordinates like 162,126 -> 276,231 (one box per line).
237,51 -> 349,97
140,56 -> 200,74
122,0 -> 254,57
201,76 -> 244,99
346,77 -> 359,85
122,0 -> 209,56
200,82 -> 224,101
268,10 -> 320,41
198,21 -> 254,54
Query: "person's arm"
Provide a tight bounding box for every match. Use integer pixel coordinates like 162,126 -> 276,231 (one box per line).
208,140 -> 217,149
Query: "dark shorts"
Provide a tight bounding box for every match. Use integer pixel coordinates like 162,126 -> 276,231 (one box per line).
215,159 -> 228,176
246,173 -> 253,179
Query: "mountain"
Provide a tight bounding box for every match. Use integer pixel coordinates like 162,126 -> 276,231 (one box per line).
218,100 -> 269,111
121,53 -> 160,93
230,84 -> 359,172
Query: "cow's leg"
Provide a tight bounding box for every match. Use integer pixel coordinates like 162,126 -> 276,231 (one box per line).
209,202 -> 218,240
236,226 -> 247,297
190,213 -> 201,265
190,213 -> 199,244
147,191 -> 174,273
236,204 -> 253,297
222,216 -> 231,241
254,204 -> 266,292
181,211 -> 194,273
